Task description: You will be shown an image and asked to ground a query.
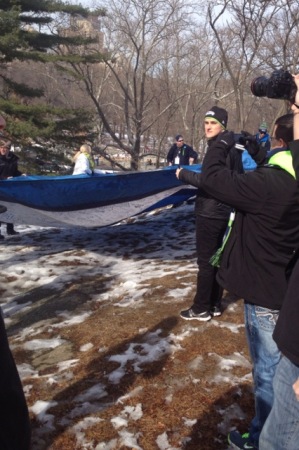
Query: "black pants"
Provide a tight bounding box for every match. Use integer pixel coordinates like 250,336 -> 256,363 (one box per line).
192,215 -> 227,313
0,311 -> 31,449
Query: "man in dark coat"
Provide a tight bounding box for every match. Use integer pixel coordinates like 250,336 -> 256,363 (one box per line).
255,122 -> 271,153
176,106 -> 243,323
167,134 -> 198,166
0,139 -> 22,238
259,75 -> 299,450
178,112 -> 299,449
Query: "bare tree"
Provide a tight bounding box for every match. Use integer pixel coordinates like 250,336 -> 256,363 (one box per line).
62,0 -> 204,169
206,0 -> 285,130
10,0 -> 299,165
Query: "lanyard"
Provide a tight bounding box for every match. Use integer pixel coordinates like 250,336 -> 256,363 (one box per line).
210,210 -> 235,268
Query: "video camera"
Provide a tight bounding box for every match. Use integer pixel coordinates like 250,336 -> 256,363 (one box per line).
251,69 -> 296,103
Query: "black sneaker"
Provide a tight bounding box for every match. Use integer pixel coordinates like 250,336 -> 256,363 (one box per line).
228,431 -> 257,449
180,308 -> 211,321
211,305 -> 222,317
7,230 -> 19,236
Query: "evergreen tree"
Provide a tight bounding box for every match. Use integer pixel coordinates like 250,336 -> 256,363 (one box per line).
0,0 -> 105,145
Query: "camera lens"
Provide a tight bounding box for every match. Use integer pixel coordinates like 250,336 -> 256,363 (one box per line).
250,76 -> 269,97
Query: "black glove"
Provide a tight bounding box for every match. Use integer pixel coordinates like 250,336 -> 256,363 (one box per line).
215,130 -> 236,149
239,130 -> 260,156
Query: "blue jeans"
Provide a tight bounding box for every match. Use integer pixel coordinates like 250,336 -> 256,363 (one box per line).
259,356 -> 299,450
244,303 -> 280,448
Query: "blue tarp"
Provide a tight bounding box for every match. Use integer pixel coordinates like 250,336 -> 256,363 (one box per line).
0,158 -> 256,228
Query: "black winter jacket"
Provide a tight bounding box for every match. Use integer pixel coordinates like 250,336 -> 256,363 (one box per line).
0,152 -> 22,180
167,143 -> 198,166
273,140 -> 299,365
199,137 -> 299,310
273,252 -> 299,365
178,137 -> 243,219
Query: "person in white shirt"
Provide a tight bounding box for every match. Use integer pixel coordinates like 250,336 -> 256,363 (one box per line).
73,144 -> 95,175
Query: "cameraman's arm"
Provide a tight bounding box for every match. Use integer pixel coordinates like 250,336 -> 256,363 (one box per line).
200,131 -> 265,213
250,146 -> 267,165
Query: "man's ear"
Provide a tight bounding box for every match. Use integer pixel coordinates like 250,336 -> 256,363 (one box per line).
279,138 -> 287,147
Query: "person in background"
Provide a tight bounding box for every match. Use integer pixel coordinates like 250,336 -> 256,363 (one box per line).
72,144 -> 95,175
176,106 -> 243,322
185,110 -> 299,450
0,115 -> 5,135
259,74 -> 299,450
0,116 -> 8,215
167,134 -> 198,166
0,138 -> 24,239
255,122 -> 271,152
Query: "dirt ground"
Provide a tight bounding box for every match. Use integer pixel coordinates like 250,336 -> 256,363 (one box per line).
8,275 -> 254,450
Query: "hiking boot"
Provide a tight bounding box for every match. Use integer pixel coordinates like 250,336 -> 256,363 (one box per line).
228,431 -> 257,449
180,308 -> 211,321
211,305 -> 222,317
0,234 -> 4,240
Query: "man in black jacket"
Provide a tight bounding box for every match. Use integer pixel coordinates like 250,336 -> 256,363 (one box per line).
0,139 -> 22,238
258,77 -> 299,450
167,135 -> 198,166
178,112 -> 299,449
177,106 -> 243,322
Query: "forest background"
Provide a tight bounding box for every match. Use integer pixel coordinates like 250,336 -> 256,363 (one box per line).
1,0 -> 299,171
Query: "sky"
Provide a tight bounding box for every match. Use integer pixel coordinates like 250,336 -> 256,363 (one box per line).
0,202 -> 251,449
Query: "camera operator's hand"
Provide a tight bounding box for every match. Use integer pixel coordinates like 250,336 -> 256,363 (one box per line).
216,130 -> 235,149
239,131 -> 260,156
240,130 -> 267,165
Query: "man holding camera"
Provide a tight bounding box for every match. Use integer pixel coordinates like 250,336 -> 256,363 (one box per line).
177,108 -> 299,448
258,74 -> 299,450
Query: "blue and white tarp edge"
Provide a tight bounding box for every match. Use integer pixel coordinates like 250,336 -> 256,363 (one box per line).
0,153 -> 256,228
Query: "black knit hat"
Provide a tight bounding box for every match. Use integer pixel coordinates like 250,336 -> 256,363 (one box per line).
205,106 -> 228,129
175,134 -> 183,141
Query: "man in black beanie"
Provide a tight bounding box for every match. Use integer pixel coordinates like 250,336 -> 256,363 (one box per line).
176,105 -> 243,321
205,105 -> 228,130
